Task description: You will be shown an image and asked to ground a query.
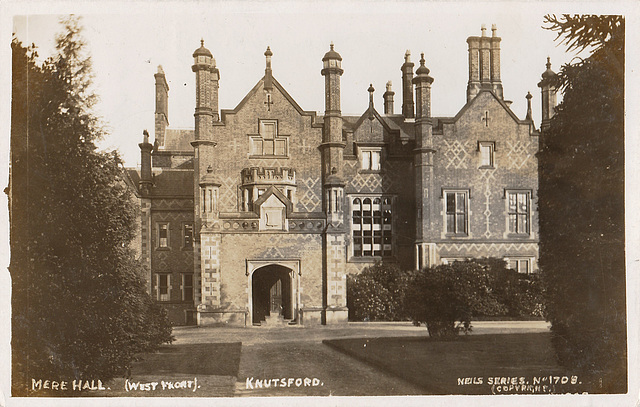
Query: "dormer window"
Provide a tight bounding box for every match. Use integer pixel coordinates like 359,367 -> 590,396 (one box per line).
359,148 -> 382,171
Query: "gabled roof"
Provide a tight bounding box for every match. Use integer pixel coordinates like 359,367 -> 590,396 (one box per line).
163,128 -> 195,151
352,105 -> 394,135
252,185 -> 293,215
348,105 -> 412,142
442,89 -> 528,125
218,76 -> 322,128
126,168 -> 194,198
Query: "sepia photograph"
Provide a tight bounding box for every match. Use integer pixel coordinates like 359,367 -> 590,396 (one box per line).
1,2 -> 637,406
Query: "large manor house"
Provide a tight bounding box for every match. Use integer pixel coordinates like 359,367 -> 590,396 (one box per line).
126,25 -> 558,326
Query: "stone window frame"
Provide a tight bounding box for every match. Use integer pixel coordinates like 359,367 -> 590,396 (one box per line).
181,273 -> 194,302
504,256 -> 536,274
249,119 -> 289,158
443,189 -> 470,237
505,189 -> 532,236
478,141 -> 495,168
155,273 -> 171,302
182,222 -> 194,250
157,222 -> 170,250
349,195 -> 394,259
440,257 -> 470,265
357,146 -> 383,172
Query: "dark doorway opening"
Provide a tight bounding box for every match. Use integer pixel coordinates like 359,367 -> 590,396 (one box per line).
252,265 -> 292,324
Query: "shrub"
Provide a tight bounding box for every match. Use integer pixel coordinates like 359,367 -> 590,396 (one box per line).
346,262 -> 409,321
404,260 -> 507,338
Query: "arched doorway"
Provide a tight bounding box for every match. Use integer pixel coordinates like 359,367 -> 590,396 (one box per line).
251,265 -> 293,324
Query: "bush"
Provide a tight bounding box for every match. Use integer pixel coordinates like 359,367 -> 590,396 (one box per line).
404,260 -> 508,338
346,262 -> 409,321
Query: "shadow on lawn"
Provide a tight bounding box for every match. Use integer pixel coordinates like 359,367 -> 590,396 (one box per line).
323,332 -> 602,395
132,342 -> 242,377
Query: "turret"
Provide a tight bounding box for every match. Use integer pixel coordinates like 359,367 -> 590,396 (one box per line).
538,57 -> 558,132
413,53 -> 434,119
139,129 -> 153,196
383,81 -> 394,115
154,66 -> 169,147
401,50 -> 415,118
321,43 -> 348,322
321,42 -> 346,222
192,39 -> 219,137
321,42 -> 345,180
412,53 -> 436,269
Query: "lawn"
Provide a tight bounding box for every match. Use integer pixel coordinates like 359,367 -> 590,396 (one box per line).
95,342 -> 242,397
323,332 -> 596,395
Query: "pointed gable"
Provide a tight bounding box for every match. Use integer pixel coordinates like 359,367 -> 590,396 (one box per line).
352,106 -> 395,144
219,76 -> 320,127
453,90 -> 526,134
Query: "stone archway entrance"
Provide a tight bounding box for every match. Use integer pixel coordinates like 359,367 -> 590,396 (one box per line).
251,265 -> 294,325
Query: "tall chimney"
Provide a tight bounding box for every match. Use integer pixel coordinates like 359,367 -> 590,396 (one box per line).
154,65 -> 169,147
490,24 -> 503,99
139,130 -> 153,196
401,50 -> 415,118
383,81 -> 394,115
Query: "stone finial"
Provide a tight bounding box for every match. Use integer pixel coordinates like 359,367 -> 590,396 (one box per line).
386,81 -> 392,92
526,92 -> 533,121
491,24 -> 497,36
404,50 -> 411,63
368,83 -> 375,106
143,129 -> 149,143
157,65 -> 164,74
546,56 -> 552,70
481,24 -> 487,36
415,52 -> 430,75
264,46 -> 273,90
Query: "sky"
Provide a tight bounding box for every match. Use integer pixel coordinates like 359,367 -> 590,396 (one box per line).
8,3 -> 599,167
3,3 -> 640,407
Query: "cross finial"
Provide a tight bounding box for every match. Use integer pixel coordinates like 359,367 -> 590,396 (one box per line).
482,110 -> 490,127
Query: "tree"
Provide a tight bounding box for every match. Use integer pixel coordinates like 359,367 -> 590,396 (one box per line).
538,15 -> 625,392
10,16 -> 172,395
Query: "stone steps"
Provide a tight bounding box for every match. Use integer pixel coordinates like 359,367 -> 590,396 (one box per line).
260,314 -> 292,327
